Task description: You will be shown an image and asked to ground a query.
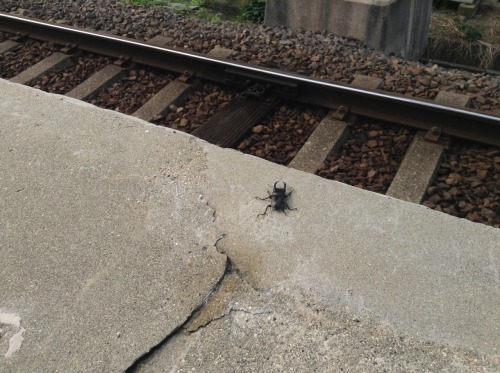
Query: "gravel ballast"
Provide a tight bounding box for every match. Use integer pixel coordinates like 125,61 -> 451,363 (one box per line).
317,122 -> 415,194
154,82 -> 239,133
238,104 -> 326,165
1,0 -> 499,113
88,66 -> 175,114
423,141 -> 500,228
27,53 -> 114,94
0,40 -> 61,79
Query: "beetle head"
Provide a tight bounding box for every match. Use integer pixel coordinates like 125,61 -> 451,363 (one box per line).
273,181 -> 286,190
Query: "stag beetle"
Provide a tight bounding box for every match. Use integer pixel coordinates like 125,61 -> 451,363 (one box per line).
256,181 -> 296,217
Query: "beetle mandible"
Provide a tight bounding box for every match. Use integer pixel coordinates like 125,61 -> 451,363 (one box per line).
256,181 -> 297,217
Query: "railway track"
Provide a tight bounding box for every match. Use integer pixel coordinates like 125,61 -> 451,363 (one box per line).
1,13 -> 499,228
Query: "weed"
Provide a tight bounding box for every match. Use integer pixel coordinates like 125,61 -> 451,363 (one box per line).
193,7 -> 222,22
240,0 -> 266,24
460,22 -> 483,41
426,12 -> 499,69
190,0 -> 205,7
123,0 -> 261,24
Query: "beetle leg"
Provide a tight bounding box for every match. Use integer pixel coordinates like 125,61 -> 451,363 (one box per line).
256,195 -> 272,201
285,202 -> 297,212
257,204 -> 272,217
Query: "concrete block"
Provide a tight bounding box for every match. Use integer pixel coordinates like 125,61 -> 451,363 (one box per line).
208,46 -> 235,59
351,74 -> 383,90
147,35 -> 174,47
265,0 -> 433,59
435,91 -> 472,108
458,0 -> 481,17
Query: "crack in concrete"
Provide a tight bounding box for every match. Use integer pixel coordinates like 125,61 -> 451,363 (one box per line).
187,310 -> 229,333
187,304 -> 272,334
228,307 -> 272,317
125,232 -> 268,371
125,237 -> 231,372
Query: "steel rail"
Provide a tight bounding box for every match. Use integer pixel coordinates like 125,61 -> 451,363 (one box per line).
1,12 -> 500,146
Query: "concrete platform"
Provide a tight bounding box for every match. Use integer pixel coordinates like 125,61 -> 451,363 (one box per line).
0,80 -> 499,371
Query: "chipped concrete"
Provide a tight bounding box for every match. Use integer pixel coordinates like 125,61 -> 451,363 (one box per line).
0,312 -> 25,360
135,272 -> 499,372
0,79 -> 499,372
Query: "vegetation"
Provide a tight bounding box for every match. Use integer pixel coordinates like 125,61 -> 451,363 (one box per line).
176,1 -> 224,22
427,11 -> 499,69
460,22 -> 482,41
124,0 -> 267,24
240,0 -> 266,23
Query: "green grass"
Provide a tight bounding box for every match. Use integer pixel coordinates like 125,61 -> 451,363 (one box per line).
123,0 -> 266,24
124,0 -> 226,22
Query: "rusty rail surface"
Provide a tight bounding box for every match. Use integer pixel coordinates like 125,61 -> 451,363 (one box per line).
1,12 -> 500,146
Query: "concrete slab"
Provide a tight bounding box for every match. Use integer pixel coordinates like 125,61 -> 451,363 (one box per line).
66,64 -> 126,101
386,90 -> 471,204
288,112 -> 350,173
132,80 -> 193,122
10,52 -> 73,85
0,80 -> 499,371
0,40 -> 20,54
386,132 -> 444,203
0,80 -> 227,372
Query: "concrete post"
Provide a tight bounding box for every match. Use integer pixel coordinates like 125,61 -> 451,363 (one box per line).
264,0 -> 433,60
